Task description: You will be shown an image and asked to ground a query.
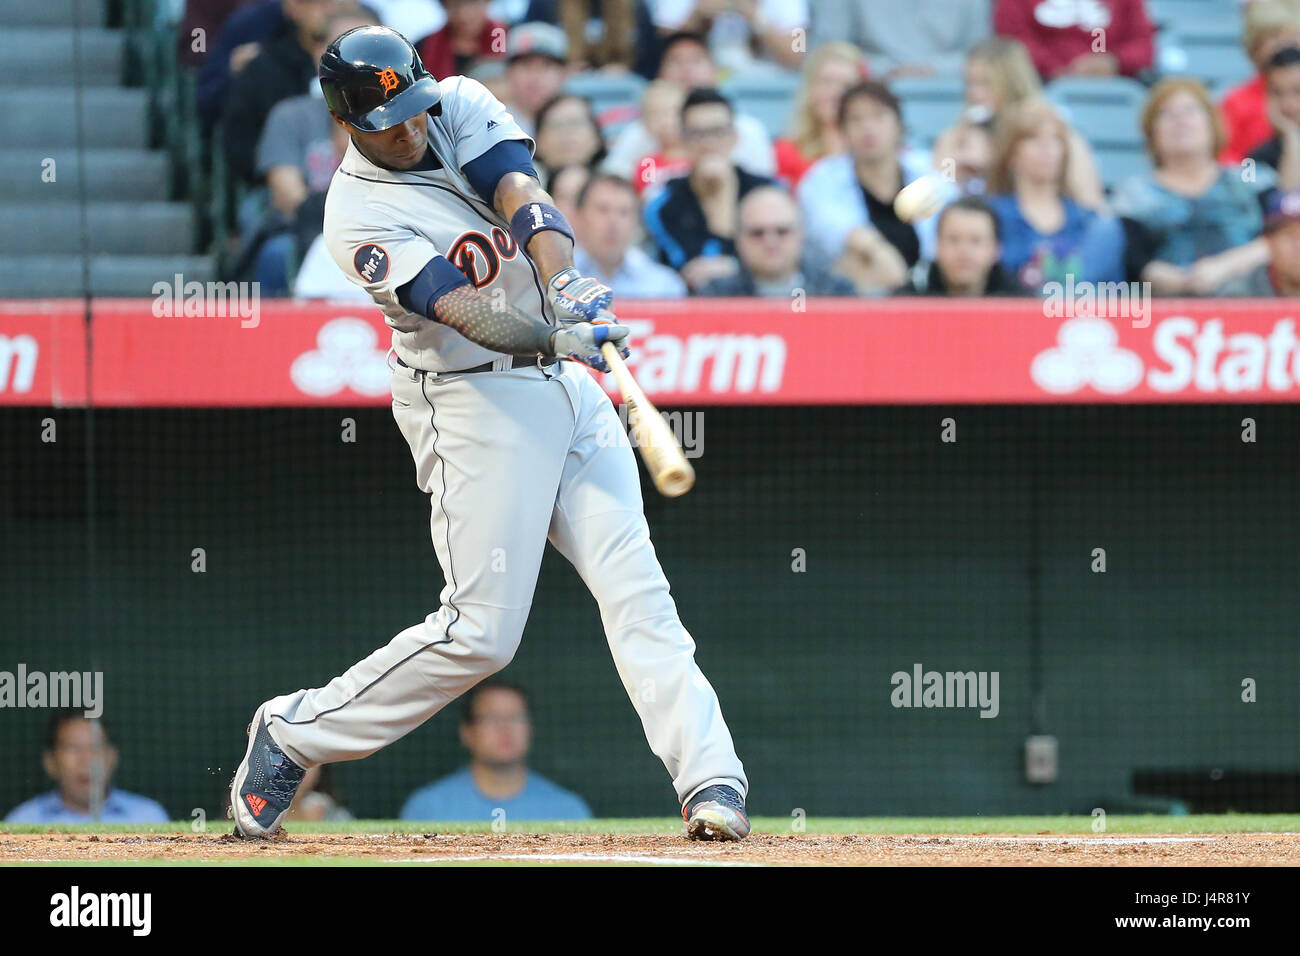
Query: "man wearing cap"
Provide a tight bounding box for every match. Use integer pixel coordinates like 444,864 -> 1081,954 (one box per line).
1263,189 -> 1300,294
501,21 -> 570,137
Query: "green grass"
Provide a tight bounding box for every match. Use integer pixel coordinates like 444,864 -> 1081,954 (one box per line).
4,814 -> 1299,836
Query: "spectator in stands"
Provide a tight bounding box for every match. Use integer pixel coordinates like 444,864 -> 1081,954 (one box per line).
1260,188 -> 1300,294
603,31 -> 777,180
992,0 -> 1154,82
1113,79 -> 1274,295
559,0 -> 638,71
418,0 -> 507,79
196,0 -> 292,126
808,0 -> 990,78
1250,46 -> 1300,189
774,42 -> 869,188
799,81 -> 958,294
547,163 -> 592,225
698,186 -> 856,296
986,97 -> 1124,290
644,88 -> 773,291
903,196 -> 1024,295
932,37 -> 1105,208
650,0 -> 809,73
1218,0 -> 1300,165
500,21 -> 571,136
221,0 -> 351,185
5,712 -> 169,824
360,0 -> 446,44
284,765 -> 355,821
400,681 -> 592,821
532,93 -> 608,180
625,80 -> 690,195
180,0 -> 250,68
574,173 -> 688,297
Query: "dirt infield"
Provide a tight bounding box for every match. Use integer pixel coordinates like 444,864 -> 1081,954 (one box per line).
4,831 -> 1299,866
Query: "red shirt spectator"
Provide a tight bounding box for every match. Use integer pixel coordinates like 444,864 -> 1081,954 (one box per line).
1219,76 -> 1273,164
994,0 -> 1154,81
418,0 -> 505,80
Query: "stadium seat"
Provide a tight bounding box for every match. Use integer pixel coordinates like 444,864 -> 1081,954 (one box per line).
1167,22 -> 1254,89
721,73 -> 801,138
890,76 -> 965,148
0,87 -> 151,149
1094,143 -> 1151,191
0,255 -> 215,298
565,71 -> 647,136
0,28 -> 125,85
0,0 -> 104,27
0,202 -> 196,256
1046,76 -> 1147,149
0,149 -> 169,201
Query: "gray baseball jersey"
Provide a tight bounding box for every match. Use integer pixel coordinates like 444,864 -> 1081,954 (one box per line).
263,75 -> 748,811
323,75 -> 553,372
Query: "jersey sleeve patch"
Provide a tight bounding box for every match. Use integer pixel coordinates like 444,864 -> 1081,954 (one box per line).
353,243 -> 390,283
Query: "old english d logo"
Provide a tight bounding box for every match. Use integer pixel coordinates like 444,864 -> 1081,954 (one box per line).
377,67 -> 400,95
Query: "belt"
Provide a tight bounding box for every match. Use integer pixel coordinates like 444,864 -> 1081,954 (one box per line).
396,354 -> 557,375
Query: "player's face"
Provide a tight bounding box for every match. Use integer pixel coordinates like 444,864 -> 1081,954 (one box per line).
460,689 -> 531,767
1267,64 -> 1300,126
736,193 -> 802,280
43,719 -> 117,809
936,208 -> 1000,289
341,111 -> 429,170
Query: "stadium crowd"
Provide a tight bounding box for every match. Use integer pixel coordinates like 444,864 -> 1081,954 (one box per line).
183,0 -> 1300,299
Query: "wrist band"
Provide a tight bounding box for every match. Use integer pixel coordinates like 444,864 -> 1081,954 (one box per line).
510,201 -> 574,251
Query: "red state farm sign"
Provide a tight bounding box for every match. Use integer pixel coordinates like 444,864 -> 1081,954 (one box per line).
2,297 -> 1299,406
0,300 -> 87,405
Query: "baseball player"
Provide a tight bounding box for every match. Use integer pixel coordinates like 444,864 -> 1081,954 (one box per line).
229,26 -> 749,841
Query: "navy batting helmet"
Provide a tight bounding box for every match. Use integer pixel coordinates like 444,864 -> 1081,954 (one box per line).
319,26 -> 442,132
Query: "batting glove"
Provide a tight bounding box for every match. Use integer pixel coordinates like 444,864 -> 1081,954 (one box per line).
547,267 -> 613,323
549,319 -> 630,373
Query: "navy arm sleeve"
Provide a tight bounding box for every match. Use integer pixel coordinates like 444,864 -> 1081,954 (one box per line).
396,256 -> 473,318
461,140 -> 538,206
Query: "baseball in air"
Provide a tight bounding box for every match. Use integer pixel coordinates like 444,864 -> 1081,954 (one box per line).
893,176 -> 944,223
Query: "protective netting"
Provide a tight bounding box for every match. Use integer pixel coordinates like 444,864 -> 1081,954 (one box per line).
2,403 -> 1298,820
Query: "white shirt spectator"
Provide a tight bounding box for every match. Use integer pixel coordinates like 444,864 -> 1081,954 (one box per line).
574,243 -> 688,299
364,0 -> 447,45
293,234 -> 375,302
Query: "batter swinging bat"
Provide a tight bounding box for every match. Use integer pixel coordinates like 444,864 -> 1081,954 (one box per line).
601,343 -> 695,498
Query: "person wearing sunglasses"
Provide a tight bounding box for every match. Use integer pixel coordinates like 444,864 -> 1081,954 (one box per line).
697,186 -> 855,298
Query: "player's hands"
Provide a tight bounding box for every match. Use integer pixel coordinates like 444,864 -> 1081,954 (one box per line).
547,267 -> 614,324
549,318 -> 630,373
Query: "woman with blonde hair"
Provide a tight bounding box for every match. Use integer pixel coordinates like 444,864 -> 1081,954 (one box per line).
933,37 -> 1105,208
1219,0 -> 1300,163
774,42 -> 869,187
986,97 -> 1124,291
1113,78 -> 1274,295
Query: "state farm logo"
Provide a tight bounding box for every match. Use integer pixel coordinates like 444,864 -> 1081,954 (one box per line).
1031,316 -> 1143,394
0,333 -> 39,393
290,317 -> 390,396
1032,315 -> 1300,396
612,319 -> 785,394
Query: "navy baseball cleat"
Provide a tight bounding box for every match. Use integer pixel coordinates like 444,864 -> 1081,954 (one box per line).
683,785 -> 750,841
229,703 -> 306,838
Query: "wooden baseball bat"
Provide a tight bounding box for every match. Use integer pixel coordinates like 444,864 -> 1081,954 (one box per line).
601,342 -> 695,497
